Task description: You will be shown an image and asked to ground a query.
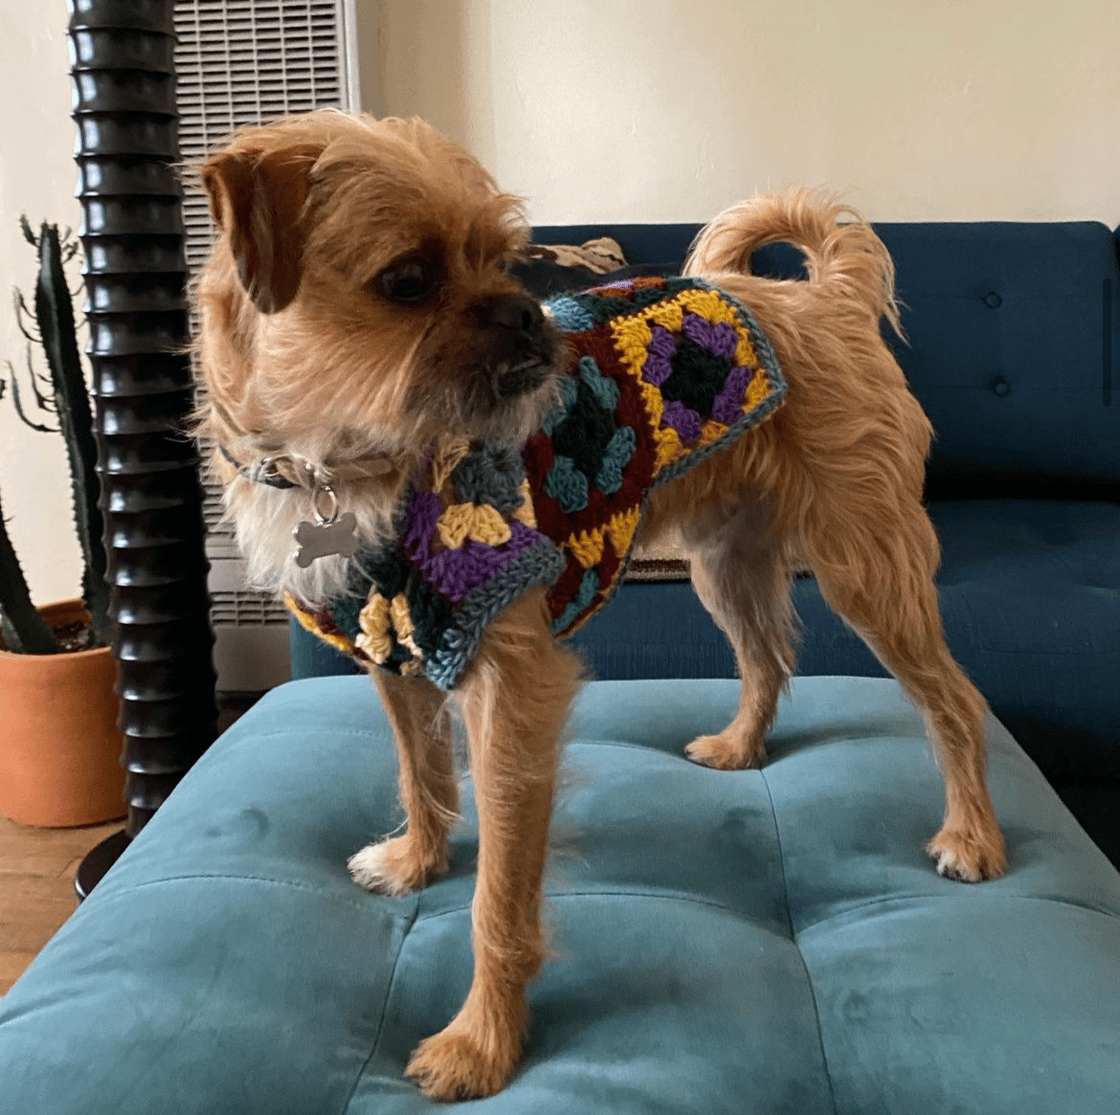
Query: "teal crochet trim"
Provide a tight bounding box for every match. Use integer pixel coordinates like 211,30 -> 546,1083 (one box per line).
424,542 -> 566,690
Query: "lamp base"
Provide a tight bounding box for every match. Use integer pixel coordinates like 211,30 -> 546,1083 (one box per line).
74,829 -> 130,901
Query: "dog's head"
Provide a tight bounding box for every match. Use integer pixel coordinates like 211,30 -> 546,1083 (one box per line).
196,111 -> 562,458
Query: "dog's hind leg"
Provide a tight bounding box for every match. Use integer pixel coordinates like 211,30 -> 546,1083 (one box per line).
405,590 -> 582,1100
678,496 -> 797,770
801,491 -> 1007,882
348,670 -> 459,895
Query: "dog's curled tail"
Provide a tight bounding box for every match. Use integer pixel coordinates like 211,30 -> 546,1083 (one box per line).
685,188 -> 901,336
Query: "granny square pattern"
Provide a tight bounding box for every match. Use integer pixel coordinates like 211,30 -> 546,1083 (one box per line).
287,277 -> 786,689
529,276 -> 786,635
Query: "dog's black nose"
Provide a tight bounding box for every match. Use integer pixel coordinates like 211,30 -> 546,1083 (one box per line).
476,293 -> 554,401
481,293 -> 545,339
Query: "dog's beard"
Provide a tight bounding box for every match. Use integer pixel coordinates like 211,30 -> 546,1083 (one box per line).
402,313 -> 566,449
403,363 -> 563,450
463,342 -> 563,445
491,356 -> 555,405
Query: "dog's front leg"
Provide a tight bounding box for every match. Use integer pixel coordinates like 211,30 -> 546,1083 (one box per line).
349,671 -> 458,895
405,592 -> 583,1101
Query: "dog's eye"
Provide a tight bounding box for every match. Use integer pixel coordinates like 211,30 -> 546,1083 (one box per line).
378,256 -> 439,304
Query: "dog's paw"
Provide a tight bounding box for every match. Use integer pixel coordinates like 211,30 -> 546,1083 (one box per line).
927,825 -> 1007,882
406,1022 -> 520,1101
347,836 -> 447,896
685,731 -> 766,771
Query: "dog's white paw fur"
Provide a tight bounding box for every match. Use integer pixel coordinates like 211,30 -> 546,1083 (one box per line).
685,731 -> 766,770
926,825 -> 1007,883
348,836 -> 445,896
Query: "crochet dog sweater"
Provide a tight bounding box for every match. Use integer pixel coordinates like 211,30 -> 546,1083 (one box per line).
288,276 -> 787,689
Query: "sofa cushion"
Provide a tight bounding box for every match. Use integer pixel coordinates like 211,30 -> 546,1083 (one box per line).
2,676 -> 1119,1114
876,221 -> 1120,491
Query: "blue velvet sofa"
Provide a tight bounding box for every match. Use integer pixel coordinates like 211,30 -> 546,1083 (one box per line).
4,220 -> 1119,1113
291,216 -> 1120,867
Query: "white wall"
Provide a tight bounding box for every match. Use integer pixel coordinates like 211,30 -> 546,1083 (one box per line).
371,0 -> 1120,225
2,0 -> 1118,614
0,5 -> 84,607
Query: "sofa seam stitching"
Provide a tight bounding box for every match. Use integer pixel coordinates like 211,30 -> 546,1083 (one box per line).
759,766 -> 841,1115
223,728 -> 389,743
341,901 -> 420,1114
408,888 -> 782,927
795,889 -> 1120,935
85,872 -> 402,916
93,871 -> 1120,929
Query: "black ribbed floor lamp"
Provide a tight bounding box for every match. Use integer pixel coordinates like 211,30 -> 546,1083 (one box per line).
68,0 -> 218,898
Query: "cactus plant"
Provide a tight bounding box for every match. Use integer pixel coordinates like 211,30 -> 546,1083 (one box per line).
1,218 -> 112,652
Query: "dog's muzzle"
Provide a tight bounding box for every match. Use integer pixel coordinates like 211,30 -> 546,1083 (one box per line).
479,294 -> 557,400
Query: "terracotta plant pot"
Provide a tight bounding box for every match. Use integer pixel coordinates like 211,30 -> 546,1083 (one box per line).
0,599 -> 126,827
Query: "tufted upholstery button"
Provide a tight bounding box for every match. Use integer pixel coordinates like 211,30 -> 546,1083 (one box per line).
983,291 -> 1003,308
992,376 -> 1011,397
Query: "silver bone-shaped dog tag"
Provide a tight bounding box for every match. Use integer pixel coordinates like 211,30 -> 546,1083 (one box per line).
293,512 -> 358,567
292,482 -> 358,567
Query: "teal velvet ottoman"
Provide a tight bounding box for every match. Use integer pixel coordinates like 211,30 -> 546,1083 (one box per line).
2,676 -> 1119,1113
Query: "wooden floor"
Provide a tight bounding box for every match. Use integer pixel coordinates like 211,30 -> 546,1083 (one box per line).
0,815 -> 124,995
0,695 -> 260,997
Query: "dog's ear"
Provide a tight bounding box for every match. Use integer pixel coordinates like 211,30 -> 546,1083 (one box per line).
201,145 -> 319,314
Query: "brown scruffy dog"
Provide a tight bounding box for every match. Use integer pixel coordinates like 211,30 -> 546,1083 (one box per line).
195,110 -> 1006,1100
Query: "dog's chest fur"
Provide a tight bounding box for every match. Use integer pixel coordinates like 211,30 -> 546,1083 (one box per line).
288,277 -> 788,689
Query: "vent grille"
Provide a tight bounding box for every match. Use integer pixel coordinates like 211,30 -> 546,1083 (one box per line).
209,592 -> 291,627
174,0 -> 356,627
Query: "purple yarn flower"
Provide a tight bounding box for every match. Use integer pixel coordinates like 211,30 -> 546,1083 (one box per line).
709,321 -> 739,360
661,400 -> 702,444
418,521 -> 543,603
682,313 -> 739,360
681,312 -> 713,350
423,543 -> 515,603
712,366 -> 758,425
642,326 -> 677,386
402,489 -> 442,560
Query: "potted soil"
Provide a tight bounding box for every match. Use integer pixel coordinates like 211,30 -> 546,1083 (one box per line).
0,219 -> 125,826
